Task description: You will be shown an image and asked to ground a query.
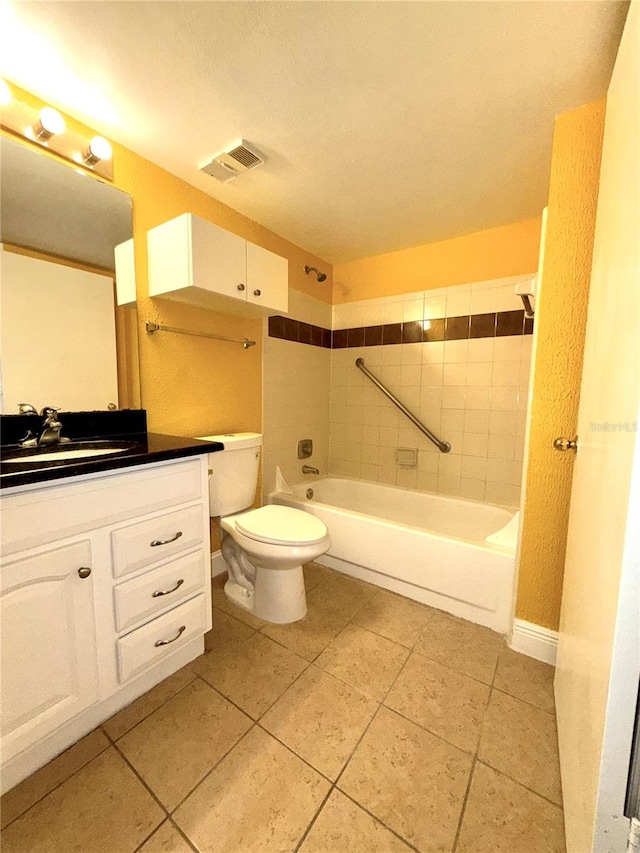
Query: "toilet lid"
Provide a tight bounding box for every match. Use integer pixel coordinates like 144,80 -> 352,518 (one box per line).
235,505 -> 328,546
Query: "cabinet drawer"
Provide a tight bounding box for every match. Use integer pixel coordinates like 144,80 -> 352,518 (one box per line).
1,458 -> 204,556
114,550 -> 205,633
112,506 -> 204,579
117,594 -> 207,683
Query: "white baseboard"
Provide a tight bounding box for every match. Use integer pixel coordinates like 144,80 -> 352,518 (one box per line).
211,551 -> 227,578
510,618 -> 558,665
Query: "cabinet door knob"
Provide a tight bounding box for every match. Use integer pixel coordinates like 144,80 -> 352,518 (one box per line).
237,283 -> 245,291
253,289 -> 261,297
553,436 -> 578,452
78,567 -> 92,579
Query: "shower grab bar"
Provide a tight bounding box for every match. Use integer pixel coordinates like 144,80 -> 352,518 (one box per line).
146,321 -> 256,349
355,357 -> 451,453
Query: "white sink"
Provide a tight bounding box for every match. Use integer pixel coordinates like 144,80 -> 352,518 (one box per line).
3,446 -> 130,463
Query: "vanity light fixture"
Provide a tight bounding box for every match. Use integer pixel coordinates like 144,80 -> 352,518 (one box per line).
0,83 -> 113,180
33,106 -> 66,141
83,135 -> 112,165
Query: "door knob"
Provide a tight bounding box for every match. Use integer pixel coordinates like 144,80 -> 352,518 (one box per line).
237,283 -> 245,291
553,436 -> 578,452
253,289 -> 261,296
77,567 -> 92,578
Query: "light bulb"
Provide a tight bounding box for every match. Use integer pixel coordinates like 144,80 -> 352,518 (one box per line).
34,106 -> 65,140
84,135 -> 112,165
0,79 -> 11,106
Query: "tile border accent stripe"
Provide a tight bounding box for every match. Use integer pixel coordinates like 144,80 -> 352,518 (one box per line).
268,311 -> 533,348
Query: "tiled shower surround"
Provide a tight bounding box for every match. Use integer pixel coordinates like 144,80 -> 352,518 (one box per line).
263,275 -> 534,508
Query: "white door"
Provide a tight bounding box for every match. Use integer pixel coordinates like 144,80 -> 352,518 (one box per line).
0,540 -> 99,763
554,6 -> 640,852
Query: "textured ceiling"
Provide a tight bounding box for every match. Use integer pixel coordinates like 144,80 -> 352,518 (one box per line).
0,1 -> 629,263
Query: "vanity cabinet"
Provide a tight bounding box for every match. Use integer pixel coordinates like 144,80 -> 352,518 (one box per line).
0,455 -> 212,793
147,212 -> 288,316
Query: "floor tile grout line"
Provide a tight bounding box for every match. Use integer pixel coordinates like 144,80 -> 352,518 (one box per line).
474,758 -> 565,810
450,756 -> 478,853
105,672 -> 200,743
168,816 -> 200,853
336,788 -> 424,853
167,722 -> 259,819
292,784 -> 335,853
377,703 -> 482,759
106,730 -> 172,820
254,721 -> 339,787
0,735 -> 112,832
490,684 -> 557,716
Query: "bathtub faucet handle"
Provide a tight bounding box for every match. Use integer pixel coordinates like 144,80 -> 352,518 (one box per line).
302,465 -> 320,475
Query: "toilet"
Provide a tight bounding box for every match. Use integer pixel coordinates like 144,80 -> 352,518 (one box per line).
199,433 -> 331,623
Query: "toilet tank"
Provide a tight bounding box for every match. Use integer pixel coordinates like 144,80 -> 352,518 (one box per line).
198,432 -> 262,517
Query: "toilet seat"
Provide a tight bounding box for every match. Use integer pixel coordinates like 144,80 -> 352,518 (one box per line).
234,505 -> 328,546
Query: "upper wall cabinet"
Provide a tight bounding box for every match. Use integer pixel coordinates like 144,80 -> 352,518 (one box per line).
147,213 -> 288,316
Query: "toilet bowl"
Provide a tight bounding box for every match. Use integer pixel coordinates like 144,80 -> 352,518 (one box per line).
198,433 -> 331,623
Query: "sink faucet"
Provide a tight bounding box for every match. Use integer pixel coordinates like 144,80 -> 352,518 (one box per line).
38,407 -> 70,446
302,465 -> 319,475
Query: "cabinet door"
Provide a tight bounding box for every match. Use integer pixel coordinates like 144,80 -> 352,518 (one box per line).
246,242 -> 288,313
191,215 -> 247,300
1,540 -> 98,763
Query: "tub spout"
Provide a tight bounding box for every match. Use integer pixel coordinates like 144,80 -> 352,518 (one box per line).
302,465 -> 319,475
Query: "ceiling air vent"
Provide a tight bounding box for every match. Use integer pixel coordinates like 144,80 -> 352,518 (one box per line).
199,140 -> 265,183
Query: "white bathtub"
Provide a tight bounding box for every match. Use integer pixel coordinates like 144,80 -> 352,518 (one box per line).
269,477 -> 517,633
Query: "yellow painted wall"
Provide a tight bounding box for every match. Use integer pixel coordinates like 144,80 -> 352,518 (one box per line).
516,99 -> 606,631
3,83 -> 332,440
332,217 -> 541,303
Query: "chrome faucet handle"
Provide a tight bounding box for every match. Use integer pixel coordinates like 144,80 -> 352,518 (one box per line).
18,403 -> 38,415
18,430 -> 38,447
40,406 -> 61,421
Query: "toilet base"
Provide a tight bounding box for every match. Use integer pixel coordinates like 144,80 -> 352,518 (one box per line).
224,566 -> 307,623
220,531 -> 307,624
254,564 -> 307,623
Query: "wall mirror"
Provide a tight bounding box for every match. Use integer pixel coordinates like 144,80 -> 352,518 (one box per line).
0,135 -> 140,414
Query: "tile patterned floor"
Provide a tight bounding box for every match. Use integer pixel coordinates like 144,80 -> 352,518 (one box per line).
1,565 -> 566,853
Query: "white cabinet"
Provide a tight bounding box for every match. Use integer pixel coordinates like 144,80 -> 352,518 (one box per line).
0,540 -> 99,763
0,455 -> 212,793
147,212 -> 288,316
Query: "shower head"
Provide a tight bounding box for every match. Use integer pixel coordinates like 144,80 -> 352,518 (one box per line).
304,265 -> 327,283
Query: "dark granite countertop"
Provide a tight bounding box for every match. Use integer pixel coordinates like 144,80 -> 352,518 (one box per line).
0,411 -> 223,490
0,432 -> 222,490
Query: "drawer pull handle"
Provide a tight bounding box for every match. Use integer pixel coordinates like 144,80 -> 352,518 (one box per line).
152,578 -> 185,598
150,531 -> 183,547
154,625 -> 186,647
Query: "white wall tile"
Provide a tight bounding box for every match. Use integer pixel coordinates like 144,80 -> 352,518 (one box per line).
438,473 -> 462,496
401,364 -> 422,386
460,478 -> 486,501
485,480 -> 516,506
464,386 -> 492,410
463,432 -> 489,457
419,342 -> 443,366
496,284 -> 523,312
492,361 -> 522,386
383,299 -> 403,324
464,409 -> 490,433
466,362 -> 493,386
397,467 -> 418,489
489,411 -> 518,436
417,471 -> 438,491
446,290 -> 472,317
467,338 -> 495,363
423,295 -> 446,319
462,455 -> 488,480
438,453 -> 462,477
441,409 -> 465,432
488,434 -> 516,460
403,297 -> 424,322
443,340 -> 470,363
443,363 -> 468,386
493,337 -> 523,362
490,387 -> 519,411
470,287 -> 497,315
442,386 -> 467,408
